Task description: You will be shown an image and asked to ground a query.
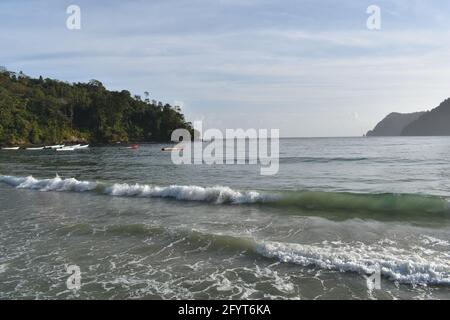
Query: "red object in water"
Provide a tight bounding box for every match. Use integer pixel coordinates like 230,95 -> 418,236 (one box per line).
131,144 -> 139,149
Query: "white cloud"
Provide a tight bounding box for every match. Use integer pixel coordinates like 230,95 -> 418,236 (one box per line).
2,0 -> 450,136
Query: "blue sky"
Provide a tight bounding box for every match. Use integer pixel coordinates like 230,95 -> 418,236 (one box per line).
1,0 -> 450,136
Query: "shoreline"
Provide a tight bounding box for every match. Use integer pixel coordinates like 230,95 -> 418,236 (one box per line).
0,140 -> 178,149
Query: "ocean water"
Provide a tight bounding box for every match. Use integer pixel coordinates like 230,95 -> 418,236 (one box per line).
0,137 -> 449,300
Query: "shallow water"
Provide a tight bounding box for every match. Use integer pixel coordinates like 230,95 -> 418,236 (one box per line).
0,137 -> 449,299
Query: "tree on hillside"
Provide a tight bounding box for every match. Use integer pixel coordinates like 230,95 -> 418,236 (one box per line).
0,71 -> 192,145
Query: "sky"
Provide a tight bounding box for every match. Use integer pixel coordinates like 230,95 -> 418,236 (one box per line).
1,0 -> 450,137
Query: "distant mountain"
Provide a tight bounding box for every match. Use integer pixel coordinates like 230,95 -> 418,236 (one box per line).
366,111 -> 425,136
402,98 -> 450,136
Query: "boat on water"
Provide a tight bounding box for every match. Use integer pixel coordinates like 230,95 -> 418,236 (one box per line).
26,147 -> 45,150
45,144 -> 64,149
1,147 -> 20,150
161,147 -> 184,151
55,144 -> 89,152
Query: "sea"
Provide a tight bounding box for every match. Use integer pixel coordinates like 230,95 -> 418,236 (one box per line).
0,137 -> 449,299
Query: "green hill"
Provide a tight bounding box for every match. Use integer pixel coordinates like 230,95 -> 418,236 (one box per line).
0,69 -> 192,146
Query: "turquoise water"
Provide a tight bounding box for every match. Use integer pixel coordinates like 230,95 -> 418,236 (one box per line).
0,137 -> 449,299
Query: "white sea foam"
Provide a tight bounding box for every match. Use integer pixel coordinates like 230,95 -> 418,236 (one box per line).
420,235 -> 450,247
0,174 -> 267,204
0,264 -> 8,274
0,175 -> 97,192
256,240 -> 450,285
105,183 -> 266,204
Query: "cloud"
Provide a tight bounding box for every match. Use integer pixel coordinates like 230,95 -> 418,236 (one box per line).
1,0 -> 450,136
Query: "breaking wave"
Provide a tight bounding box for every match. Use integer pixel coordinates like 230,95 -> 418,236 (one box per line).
0,174 -> 97,192
256,240 -> 450,286
1,174 -> 449,218
104,183 -> 266,204
0,174 -> 269,204
48,221 -> 450,286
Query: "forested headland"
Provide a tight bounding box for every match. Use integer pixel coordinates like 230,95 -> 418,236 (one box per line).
0,68 -> 192,146
366,98 -> 450,136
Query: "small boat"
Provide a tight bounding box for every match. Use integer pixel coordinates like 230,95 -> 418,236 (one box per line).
1,147 -> 20,150
75,144 -> 89,149
45,144 -> 64,149
162,147 -> 184,151
26,147 -> 45,150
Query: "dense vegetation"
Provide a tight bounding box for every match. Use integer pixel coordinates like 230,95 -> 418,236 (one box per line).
0,68 -> 192,145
